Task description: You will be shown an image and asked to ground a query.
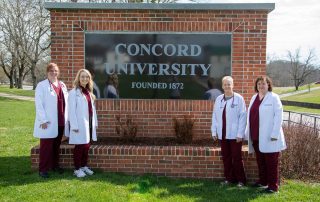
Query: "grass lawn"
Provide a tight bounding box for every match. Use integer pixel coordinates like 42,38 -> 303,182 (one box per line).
273,83 -> 320,95
284,106 -> 320,115
282,89 -> 320,104
0,98 -> 319,201
0,85 -> 35,97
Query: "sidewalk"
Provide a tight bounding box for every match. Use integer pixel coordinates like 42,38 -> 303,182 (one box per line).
0,93 -> 34,101
279,86 -> 320,98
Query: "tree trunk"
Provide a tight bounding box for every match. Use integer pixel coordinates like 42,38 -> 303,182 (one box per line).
17,71 -> 23,89
31,63 -> 37,90
9,76 -> 14,88
13,69 -> 18,88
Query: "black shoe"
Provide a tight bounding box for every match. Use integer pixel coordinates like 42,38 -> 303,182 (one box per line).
263,188 -> 278,194
39,172 -> 49,178
53,167 -> 64,174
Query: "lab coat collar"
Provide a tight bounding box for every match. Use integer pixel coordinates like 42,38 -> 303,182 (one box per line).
260,91 -> 272,105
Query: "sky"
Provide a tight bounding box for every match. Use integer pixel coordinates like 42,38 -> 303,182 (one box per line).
177,0 -> 320,62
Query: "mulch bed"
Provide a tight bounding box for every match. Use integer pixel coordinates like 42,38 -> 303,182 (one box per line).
62,137 -> 249,147
91,137 -> 219,147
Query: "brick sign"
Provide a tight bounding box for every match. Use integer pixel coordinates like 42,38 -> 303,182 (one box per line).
85,33 -> 231,99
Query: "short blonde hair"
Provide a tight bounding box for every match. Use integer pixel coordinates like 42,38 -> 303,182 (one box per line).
73,69 -> 96,100
222,76 -> 233,84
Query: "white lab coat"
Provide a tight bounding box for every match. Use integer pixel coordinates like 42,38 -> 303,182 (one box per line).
211,92 -> 247,140
67,88 -> 98,144
33,79 -> 69,138
245,92 -> 286,153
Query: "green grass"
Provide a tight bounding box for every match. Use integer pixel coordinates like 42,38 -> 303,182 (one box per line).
0,85 -> 35,97
283,105 -> 320,115
273,83 -> 320,95
282,89 -> 320,104
0,97 -> 320,201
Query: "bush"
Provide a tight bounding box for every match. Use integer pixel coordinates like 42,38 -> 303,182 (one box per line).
173,116 -> 195,144
281,123 -> 320,181
115,115 -> 138,142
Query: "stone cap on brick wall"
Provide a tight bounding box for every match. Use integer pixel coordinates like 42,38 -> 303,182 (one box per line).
44,2 -> 275,12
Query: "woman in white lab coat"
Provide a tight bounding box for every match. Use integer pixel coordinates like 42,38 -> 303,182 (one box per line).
68,69 -> 98,178
211,76 -> 247,187
33,63 -> 69,178
246,76 -> 286,193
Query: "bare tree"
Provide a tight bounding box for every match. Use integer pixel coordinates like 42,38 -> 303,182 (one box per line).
68,0 -> 176,3
0,46 -> 16,88
0,0 -> 28,89
0,21 -> 18,89
287,48 -> 317,90
22,0 -> 50,90
0,0 -> 50,89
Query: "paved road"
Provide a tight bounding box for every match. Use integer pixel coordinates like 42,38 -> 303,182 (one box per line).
0,93 -> 34,101
279,86 -> 320,98
23,85 -> 33,90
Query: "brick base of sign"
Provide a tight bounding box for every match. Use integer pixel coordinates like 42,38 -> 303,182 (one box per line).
31,144 -> 258,182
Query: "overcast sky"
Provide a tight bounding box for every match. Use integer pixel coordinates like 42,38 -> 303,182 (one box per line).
178,0 -> 320,62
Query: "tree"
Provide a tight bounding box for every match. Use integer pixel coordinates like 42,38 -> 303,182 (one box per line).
0,36 -> 17,88
22,0 -> 50,90
69,0 -> 176,3
0,0 -> 50,89
287,48 -> 318,90
0,0 -> 29,89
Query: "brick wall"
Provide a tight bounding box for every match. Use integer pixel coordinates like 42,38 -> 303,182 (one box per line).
31,144 -> 258,181
49,7 -> 269,138
38,4 -> 272,180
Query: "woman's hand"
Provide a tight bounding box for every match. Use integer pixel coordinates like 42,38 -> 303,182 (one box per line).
40,122 -> 50,129
212,136 -> 218,142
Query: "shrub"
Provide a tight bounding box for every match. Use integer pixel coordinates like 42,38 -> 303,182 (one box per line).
281,123 -> 320,181
115,115 -> 138,142
173,116 -> 195,144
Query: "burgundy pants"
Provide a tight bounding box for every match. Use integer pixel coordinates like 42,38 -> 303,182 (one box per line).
39,126 -> 64,172
220,139 -> 246,184
252,141 -> 280,191
73,127 -> 92,170
74,143 -> 91,170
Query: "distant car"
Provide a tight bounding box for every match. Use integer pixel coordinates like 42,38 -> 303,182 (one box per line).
315,81 -> 320,84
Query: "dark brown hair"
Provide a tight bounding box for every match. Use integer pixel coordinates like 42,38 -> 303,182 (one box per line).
46,63 -> 59,73
254,76 -> 273,92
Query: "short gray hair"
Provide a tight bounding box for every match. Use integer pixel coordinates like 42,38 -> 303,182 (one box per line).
222,76 -> 233,84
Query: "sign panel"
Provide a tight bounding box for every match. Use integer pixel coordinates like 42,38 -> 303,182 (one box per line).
85,33 -> 231,100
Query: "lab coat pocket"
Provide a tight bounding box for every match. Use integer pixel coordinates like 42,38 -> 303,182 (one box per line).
261,103 -> 273,112
263,103 -> 273,107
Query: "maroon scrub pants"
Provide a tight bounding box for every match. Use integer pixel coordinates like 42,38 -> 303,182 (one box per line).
252,141 -> 280,191
220,139 -> 247,184
39,126 -> 64,172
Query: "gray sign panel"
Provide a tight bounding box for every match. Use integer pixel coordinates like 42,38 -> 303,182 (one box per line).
85,33 -> 231,100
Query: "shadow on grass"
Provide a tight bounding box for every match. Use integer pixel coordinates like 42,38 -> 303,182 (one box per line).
0,156 -> 267,202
